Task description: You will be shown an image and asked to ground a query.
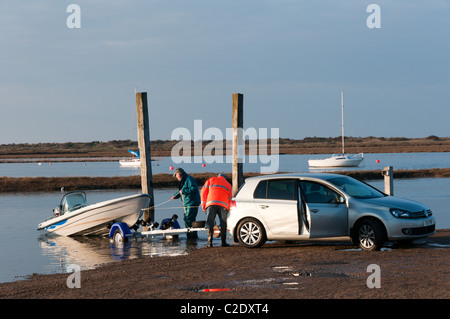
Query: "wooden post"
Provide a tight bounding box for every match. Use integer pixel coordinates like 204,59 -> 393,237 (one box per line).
383,166 -> 394,196
232,93 -> 244,195
136,92 -> 155,223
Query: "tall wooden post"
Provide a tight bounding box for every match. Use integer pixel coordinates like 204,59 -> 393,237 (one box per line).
136,92 -> 155,223
232,93 -> 244,195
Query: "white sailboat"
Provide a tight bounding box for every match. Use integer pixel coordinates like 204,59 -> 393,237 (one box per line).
119,149 -> 141,167
308,90 -> 364,168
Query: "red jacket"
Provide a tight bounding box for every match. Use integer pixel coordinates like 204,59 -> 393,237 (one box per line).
201,176 -> 232,210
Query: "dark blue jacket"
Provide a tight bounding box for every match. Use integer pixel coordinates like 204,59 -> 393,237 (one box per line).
173,173 -> 201,207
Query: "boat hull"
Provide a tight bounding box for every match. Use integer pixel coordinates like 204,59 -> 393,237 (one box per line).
38,194 -> 151,236
119,159 -> 140,167
308,154 -> 364,168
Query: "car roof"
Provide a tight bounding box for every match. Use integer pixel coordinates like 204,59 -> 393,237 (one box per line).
244,172 -> 346,182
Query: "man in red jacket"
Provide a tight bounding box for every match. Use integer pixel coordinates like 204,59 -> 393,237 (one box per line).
201,173 -> 232,247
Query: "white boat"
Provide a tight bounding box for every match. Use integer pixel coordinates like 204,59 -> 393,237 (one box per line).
308,89 -> 364,168
119,158 -> 140,167
119,149 -> 141,167
308,153 -> 364,167
37,191 -> 151,236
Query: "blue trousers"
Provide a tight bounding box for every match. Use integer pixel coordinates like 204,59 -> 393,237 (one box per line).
184,206 -> 198,228
206,205 -> 228,231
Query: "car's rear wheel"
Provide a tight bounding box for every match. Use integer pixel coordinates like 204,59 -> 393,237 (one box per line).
354,219 -> 386,251
237,218 -> 267,248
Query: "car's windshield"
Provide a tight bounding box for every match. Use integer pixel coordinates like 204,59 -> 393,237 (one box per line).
327,177 -> 385,199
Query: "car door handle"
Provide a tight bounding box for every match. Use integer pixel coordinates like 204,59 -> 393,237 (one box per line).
310,209 -> 319,213
259,205 -> 269,209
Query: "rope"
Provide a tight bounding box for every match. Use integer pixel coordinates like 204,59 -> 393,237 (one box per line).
143,205 -> 201,210
141,198 -> 201,211
181,192 -> 188,216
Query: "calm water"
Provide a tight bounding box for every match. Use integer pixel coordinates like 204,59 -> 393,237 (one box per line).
1,152 -> 450,177
0,188 -> 211,284
0,152 -> 449,284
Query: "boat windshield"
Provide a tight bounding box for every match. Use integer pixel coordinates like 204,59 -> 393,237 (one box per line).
60,192 -> 87,214
327,177 -> 385,199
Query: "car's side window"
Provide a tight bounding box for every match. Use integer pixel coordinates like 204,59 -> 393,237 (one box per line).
253,179 -> 297,200
253,180 -> 267,199
267,179 -> 297,200
299,181 -> 342,204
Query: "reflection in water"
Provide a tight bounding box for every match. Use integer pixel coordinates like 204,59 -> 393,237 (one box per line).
37,232 -> 209,274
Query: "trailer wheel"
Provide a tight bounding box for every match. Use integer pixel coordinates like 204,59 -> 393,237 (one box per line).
112,228 -> 127,244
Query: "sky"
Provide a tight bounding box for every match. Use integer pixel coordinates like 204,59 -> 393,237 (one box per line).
0,0 -> 449,144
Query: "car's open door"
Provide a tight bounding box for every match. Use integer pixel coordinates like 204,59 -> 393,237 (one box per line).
298,181 -> 348,238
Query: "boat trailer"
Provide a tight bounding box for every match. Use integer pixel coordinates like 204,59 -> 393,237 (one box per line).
108,222 -> 207,243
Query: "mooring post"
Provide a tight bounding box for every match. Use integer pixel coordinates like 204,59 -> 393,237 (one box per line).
382,166 -> 394,196
232,93 -> 244,195
136,92 -> 155,224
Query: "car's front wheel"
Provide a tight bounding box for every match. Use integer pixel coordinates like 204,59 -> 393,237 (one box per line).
353,219 -> 386,251
237,218 -> 267,248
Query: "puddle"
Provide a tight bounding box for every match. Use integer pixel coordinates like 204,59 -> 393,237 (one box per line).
272,266 -> 294,272
427,243 -> 450,248
337,247 -> 391,251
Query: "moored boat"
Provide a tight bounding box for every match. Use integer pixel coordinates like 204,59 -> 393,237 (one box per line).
119,149 -> 141,167
119,158 -> 141,167
308,153 -> 364,167
308,89 -> 364,168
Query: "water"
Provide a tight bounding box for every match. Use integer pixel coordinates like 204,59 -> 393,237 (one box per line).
1,152 -> 450,177
0,152 -> 449,284
0,189 -> 210,284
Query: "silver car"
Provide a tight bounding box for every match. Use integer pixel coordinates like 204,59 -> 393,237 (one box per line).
227,173 -> 435,250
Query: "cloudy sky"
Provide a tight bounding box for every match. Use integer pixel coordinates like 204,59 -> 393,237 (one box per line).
0,1 -> 449,144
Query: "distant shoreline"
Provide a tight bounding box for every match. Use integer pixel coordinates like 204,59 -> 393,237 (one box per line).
1,137 -> 449,192
1,168 -> 449,193
1,136 -> 449,160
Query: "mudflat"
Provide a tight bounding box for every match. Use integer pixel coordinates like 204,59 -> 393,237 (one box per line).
1,230 -> 448,300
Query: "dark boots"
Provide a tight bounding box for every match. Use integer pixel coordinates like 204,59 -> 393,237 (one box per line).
207,229 -> 213,247
221,230 -> 229,247
207,228 -> 229,247
186,231 -> 198,239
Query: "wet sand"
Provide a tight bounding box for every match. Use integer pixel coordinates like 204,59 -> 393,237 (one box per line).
1,230 -> 448,301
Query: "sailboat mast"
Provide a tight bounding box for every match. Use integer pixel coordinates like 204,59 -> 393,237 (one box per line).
341,89 -> 344,155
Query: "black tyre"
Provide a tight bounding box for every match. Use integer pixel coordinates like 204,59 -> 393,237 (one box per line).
191,220 -> 206,228
354,219 -> 386,251
237,218 -> 267,248
112,228 -> 128,244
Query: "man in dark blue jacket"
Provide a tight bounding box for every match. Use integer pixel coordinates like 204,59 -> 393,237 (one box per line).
170,168 -> 201,238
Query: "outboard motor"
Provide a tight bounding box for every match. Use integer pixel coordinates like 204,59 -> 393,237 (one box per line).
53,206 -> 61,217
